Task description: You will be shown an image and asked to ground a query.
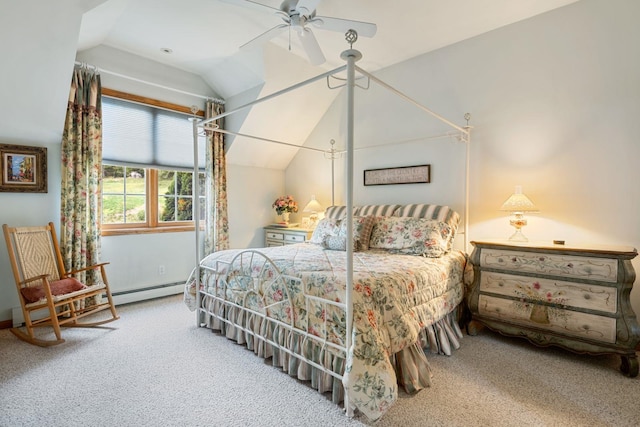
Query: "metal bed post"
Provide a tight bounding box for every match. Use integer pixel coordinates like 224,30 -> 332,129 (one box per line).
341,44 -> 361,418
191,117 -> 202,326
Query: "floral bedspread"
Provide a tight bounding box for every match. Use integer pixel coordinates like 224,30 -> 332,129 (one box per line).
187,243 -> 466,421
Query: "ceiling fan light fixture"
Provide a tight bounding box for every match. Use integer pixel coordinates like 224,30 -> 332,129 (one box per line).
235,0 -> 377,66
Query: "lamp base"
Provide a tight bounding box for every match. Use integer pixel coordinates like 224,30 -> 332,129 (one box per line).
508,229 -> 529,242
508,215 -> 529,242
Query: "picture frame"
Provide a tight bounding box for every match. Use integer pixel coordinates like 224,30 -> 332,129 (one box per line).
0,144 -> 48,193
363,164 -> 430,186
301,217 -> 311,230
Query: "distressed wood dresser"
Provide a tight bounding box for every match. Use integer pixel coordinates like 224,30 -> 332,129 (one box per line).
466,240 -> 639,377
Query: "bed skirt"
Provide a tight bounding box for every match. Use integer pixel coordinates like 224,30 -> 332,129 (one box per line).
198,291 -> 464,405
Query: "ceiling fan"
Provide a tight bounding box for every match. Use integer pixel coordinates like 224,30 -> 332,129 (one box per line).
228,0 -> 377,65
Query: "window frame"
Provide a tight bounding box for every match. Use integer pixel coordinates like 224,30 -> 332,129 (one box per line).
100,89 -> 205,237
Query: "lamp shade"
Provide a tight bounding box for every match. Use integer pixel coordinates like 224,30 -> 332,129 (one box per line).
303,195 -> 324,213
500,186 -> 538,212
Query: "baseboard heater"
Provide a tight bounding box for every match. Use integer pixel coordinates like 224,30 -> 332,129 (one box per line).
12,281 -> 184,328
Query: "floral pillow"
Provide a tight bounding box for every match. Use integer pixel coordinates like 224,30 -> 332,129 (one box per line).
310,218 -> 341,244
368,217 -> 453,257
321,215 -> 375,251
393,204 -> 460,251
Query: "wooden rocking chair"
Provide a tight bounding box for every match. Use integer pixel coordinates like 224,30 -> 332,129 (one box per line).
3,222 -> 119,346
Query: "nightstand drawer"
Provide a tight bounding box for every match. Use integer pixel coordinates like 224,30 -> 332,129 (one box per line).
480,249 -> 618,283
478,295 -> 617,343
266,232 -> 284,241
284,234 -> 306,243
264,226 -> 312,247
480,272 -> 617,314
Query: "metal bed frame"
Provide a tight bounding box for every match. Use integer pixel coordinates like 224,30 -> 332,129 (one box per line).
190,32 -> 472,418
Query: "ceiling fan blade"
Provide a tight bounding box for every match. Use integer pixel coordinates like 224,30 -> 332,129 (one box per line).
298,27 -> 325,65
311,16 -> 377,38
296,0 -> 322,16
240,24 -> 289,51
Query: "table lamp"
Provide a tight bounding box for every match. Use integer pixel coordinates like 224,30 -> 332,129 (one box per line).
500,185 -> 538,242
303,195 -> 324,229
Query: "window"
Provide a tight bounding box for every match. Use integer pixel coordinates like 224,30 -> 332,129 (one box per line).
101,93 -> 205,235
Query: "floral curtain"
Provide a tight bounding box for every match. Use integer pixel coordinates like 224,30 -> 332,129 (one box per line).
204,100 -> 229,254
60,67 -> 103,285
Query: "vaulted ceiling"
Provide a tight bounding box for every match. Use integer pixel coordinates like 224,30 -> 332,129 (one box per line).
2,1 -> 581,170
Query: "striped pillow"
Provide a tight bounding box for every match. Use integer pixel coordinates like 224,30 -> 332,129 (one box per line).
324,206 -> 350,220
355,204 -> 401,217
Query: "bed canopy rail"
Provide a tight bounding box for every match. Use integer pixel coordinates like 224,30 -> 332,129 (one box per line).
191,30 -> 471,418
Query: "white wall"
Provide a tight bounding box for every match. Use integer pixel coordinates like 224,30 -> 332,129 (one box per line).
287,0 -> 640,316
0,1 -> 90,322
0,40 -> 284,322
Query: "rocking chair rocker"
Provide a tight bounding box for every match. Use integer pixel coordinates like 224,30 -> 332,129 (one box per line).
3,222 -> 119,346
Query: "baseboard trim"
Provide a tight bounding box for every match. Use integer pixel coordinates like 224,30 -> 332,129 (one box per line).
0,319 -> 13,330
112,282 -> 183,306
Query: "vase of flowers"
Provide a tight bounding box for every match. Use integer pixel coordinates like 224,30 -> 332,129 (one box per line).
273,195 -> 298,224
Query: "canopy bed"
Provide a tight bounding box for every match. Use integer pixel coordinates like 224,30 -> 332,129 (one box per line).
185,32 -> 471,421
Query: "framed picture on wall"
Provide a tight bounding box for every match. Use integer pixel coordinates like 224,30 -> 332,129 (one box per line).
364,164 -> 430,186
0,144 -> 47,193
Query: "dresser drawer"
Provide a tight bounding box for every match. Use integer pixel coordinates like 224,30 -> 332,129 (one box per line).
266,232 -> 284,241
480,249 -> 618,283
284,234 -> 306,243
479,272 -> 617,314
478,294 -> 617,343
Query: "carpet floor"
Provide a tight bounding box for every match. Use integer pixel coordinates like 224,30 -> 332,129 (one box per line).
1,295 -> 638,426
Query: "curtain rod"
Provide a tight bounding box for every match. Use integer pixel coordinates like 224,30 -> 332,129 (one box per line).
74,61 -> 225,104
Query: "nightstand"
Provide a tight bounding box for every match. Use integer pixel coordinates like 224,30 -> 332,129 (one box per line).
466,239 -> 639,377
264,226 -> 313,247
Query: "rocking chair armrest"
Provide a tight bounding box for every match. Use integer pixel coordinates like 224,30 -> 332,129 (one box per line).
65,262 -> 110,276
20,274 -> 51,286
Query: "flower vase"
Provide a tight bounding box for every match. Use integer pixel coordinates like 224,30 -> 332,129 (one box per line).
281,212 -> 290,224
529,305 -> 550,324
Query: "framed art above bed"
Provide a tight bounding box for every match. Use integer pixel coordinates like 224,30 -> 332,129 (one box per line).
364,164 -> 430,186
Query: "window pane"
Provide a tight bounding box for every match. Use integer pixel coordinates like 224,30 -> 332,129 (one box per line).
103,165 -> 125,193
177,197 -> 193,221
159,195 -> 176,222
177,172 -> 192,196
125,168 -> 145,197
125,195 -> 146,223
161,171 -> 176,196
103,195 -> 124,224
